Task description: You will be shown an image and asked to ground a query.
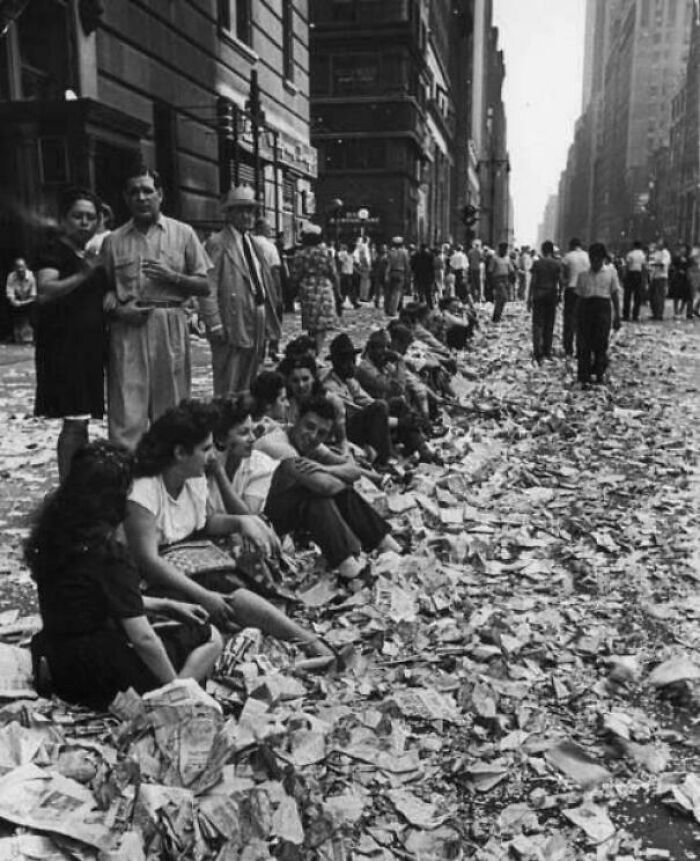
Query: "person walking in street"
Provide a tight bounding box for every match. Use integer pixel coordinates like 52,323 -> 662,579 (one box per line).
670,244 -> 691,320
384,236 -> 411,317
5,257 -> 36,344
468,240 -> 483,303
561,237 -> 590,358
337,243 -> 357,310
199,186 -> 276,398
575,242 -> 621,386
527,240 -> 560,362
648,239 -> 671,321
354,236 -> 372,302
35,187 -> 108,481
487,242 -> 515,323
372,243 -> 388,309
102,167 -> 211,449
411,243 -> 435,309
449,244 -> 468,302
517,246 -> 533,301
623,240 -> 645,322
290,223 -> 339,355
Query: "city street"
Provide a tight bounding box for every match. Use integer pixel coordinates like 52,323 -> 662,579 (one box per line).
1,303 -> 700,856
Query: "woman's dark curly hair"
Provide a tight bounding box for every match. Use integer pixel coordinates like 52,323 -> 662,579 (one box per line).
133,399 -> 218,477
211,395 -> 253,449
250,371 -> 285,420
24,441 -> 133,580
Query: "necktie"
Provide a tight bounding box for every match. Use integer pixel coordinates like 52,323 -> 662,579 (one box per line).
242,233 -> 265,306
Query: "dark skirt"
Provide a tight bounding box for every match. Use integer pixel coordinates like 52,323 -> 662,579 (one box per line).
31,622 -> 211,710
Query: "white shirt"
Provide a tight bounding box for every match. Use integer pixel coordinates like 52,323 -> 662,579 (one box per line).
575,263 -> 621,300
649,248 -> 671,280
563,248 -> 590,288
625,249 -> 646,272
449,251 -> 468,271
129,476 -> 208,546
208,450 -> 279,516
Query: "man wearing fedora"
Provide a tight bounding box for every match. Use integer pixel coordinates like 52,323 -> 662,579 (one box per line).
320,332 -> 394,467
102,165 -> 212,448
200,185 -> 279,397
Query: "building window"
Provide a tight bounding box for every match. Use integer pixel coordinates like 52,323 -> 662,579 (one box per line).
283,0 -> 294,82
332,53 -> 379,95
15,0 -> 74,100
218,0 -> 252,46
323,139 -> 387,170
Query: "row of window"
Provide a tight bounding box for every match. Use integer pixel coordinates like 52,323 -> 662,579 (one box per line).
319,138 -> 420,172
216,0 -> 295,81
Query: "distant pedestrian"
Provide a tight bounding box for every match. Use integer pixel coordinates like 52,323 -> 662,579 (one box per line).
623,240 -> 645,322
648,239 -> 671,321
487,242 -> 515,323
290,223 -> 339,355
527,240 -> 560,362
337,244 -> 357,309
561,238 -> 590,357
575,242 -> 621,386
5,257 -> 36,344
384,236 -> 411,317
201,186 -> 276,398
467,241 -> 483,303
449,244 -> 468,301
102,166 -> 212,448
372,243 -> 388,309
411,243 -> 435,309
34,187 -> 108,481
670,244 -> 691,319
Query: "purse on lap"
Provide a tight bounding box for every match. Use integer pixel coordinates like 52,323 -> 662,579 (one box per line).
160,540 -> 243,593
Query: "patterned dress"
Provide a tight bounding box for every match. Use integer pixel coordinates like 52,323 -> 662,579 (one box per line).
292,244 -> 338,336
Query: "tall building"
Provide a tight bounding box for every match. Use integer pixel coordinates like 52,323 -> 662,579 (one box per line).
559,0 -> 693,248
0,0 -> 317,270
537,193 -> 559,248
470,0 -> 510,247
309,0 -> 469,245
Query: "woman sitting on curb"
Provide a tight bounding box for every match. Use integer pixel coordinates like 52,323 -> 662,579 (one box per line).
27,441 -> 223,709
123,399 -> 335,660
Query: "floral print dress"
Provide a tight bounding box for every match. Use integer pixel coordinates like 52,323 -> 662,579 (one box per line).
292,244 -> 338,335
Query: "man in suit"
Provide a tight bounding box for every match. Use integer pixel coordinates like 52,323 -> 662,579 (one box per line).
201,185 -> 279,396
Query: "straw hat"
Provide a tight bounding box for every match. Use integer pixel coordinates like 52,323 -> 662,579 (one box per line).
221,185 -> 257,209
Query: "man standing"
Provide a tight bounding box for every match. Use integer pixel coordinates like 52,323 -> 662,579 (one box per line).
561,237 -> 590,358
411,243 -> 435,308
526,241 -> 560,362
449,244 -> 469,302
467,240 -> 482,302
648,239 -> 671,321
575,242 -> 621,386
518,246 -> 533,301
623,240 -> 646,322
487,242 -> 515,323
5,257 -> 36,344
200,185 -> 277,398
384,236 -> 411,317
102,167 -> 211,449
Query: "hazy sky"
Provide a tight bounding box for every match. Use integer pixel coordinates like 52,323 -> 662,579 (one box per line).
492,0 -> 587,244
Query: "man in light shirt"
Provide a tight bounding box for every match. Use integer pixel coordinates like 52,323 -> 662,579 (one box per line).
449,244 -> 468,302
623,239 -> 646,322
648,239 -> 671,321
102,167 -> 212,448
575,242 -> 621,386
561,237 -> 590,358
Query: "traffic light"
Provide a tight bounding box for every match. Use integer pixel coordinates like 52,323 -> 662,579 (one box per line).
460,204 -> 479,226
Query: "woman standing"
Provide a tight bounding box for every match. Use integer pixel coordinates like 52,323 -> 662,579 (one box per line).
291,224 -> 339,354
27,442 -> 222,709
35,188 -> 108,481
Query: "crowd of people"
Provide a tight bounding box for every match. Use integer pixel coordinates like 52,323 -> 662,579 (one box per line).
5,166 -> 690,708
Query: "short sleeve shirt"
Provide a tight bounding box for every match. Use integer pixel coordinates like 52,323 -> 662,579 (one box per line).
102,215 -> 212,303
208,449 -> 278,516
129,475 -> 208,546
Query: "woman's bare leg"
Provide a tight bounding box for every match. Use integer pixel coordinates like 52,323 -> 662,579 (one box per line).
177,626 -> 224,681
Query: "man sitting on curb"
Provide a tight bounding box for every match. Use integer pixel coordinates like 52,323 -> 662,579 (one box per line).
319,333 -> 395,468
254,395 -> 401,579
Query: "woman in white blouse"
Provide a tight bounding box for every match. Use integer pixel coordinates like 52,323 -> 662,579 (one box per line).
123,399 -> 334,659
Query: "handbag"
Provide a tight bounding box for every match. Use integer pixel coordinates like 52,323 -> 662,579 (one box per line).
160,540 -> 243,593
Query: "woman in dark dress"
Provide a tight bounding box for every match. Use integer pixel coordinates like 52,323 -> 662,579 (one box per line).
35,187 -> 108,481
26,441 -> 222,710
